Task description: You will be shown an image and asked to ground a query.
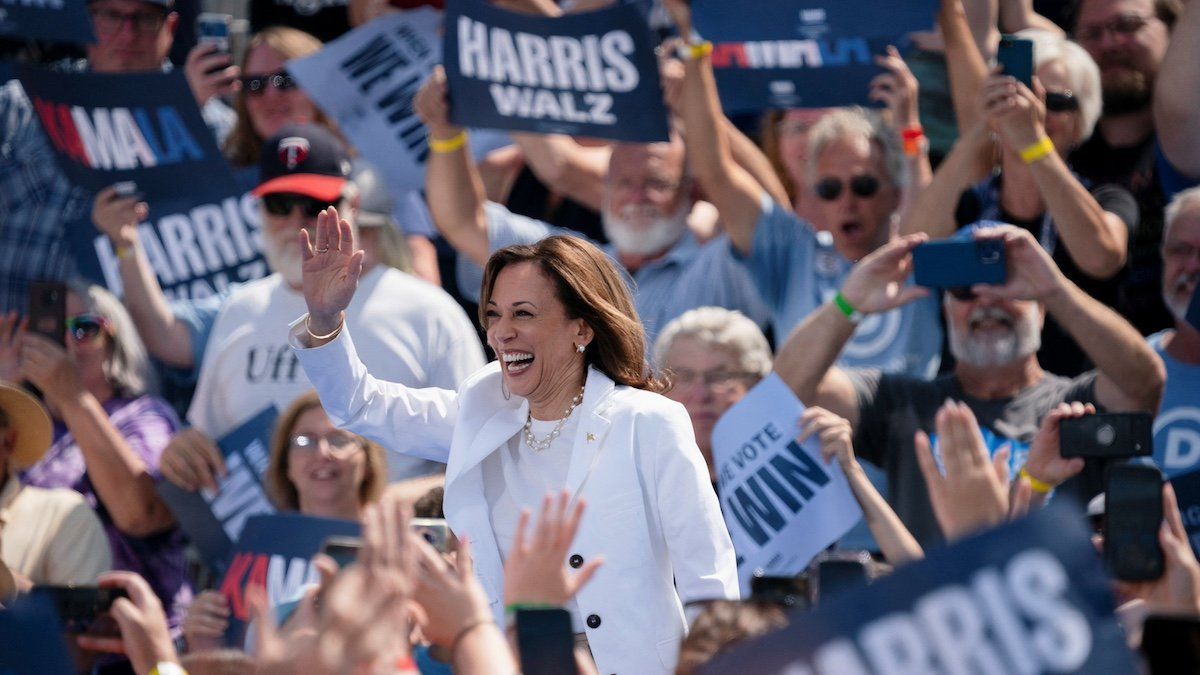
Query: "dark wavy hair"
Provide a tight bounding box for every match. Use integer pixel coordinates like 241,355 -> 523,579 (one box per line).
478,235 -> 667,393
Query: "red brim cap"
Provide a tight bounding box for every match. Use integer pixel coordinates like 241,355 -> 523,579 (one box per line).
252,174 -> 347,202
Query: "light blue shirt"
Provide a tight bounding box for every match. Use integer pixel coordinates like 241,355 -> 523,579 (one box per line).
739,196 -> 942,378
1149,331 -> 1200,478
457,201 -> 771,344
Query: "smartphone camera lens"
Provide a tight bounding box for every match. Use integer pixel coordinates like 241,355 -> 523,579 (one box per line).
1096,424 -> 1116,446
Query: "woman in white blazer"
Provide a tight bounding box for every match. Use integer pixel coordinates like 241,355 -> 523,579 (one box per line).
290,211 -> 738,674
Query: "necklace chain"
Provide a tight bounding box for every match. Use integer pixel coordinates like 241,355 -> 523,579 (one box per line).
523,386 -> 586,452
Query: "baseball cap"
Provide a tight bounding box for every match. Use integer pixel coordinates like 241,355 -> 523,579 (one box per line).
253,124 -> 352,202
350,160 -> 396,229
0,383 -> 53,471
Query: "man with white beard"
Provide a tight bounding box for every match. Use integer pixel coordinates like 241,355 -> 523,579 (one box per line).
771,224 -> 1164,545
157,125 -> 483,485
1146,187 -> 1200,479
414,69 -> 769,344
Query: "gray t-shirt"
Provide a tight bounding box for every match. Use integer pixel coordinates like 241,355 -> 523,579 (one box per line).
848,369 -> 1099,547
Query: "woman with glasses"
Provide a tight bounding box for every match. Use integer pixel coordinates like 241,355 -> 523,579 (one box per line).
903,29 -> 1138,376
0,281 -> 188,630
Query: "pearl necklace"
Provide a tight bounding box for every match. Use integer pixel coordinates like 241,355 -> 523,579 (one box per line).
523,386 -> 585,452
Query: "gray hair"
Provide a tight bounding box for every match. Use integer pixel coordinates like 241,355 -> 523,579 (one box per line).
652,307 -> 773,378
1164,185 -> 1200,239
806,107 -> 906,190
1018,29 -> 1102,146
66,279 -> 158,398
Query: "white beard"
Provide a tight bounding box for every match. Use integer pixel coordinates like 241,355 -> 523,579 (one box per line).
602,199 -> 691,257
1163,272 -> 1199,322
262,226 -> 304,288
949,306 -> 1042,367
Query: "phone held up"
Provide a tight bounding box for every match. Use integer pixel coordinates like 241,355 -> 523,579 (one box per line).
28,585 -> 128,635
1104,463 -> 1164,582
912,239 -> 1007,292
997,35 -> 1035,89
1060,412 -> 1153,459
27,281 -> 66,347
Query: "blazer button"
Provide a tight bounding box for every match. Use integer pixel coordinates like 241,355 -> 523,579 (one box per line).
569,554 -> 583,569
586,614 -> 602,629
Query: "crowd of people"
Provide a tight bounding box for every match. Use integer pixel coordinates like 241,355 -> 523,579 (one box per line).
3,0 -> 1200,672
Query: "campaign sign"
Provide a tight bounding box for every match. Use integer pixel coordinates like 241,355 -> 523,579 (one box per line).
1187,284 -> 1200,333
17,66 -> 239,201
1169,469 -> 1200,558
443,0 -> 670,142
0,595 -> 74,675
0,0 -> 94,44
701,502 -> 1137,674
691,0 -> 938,112
219,513 -> 360,646
712,373 -> 862,596
65,190 -> 268,301
158,407 -> 279,574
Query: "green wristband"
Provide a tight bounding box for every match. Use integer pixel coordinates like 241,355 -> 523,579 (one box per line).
833,292 -> 864,324
504,602 -> 556,616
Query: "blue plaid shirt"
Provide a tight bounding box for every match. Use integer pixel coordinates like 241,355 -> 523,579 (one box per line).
0,66 -> 234,313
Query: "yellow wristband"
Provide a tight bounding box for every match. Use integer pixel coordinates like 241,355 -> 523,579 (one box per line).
1018,468 -> 1054,495
685,40 -> 713,60
1018,137 -> 1054,165
115,243 -> 136,260
429,130 -> 467,154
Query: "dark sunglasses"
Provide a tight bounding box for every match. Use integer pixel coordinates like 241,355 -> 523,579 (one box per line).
262,194 -> 336,218
66,314 -> 111,343
814,174 -> 881,201
241,71 -> 296,96
948,287 -> 978,301
1044,90 -> 1079,113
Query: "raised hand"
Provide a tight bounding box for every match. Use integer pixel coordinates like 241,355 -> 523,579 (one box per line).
982,70 -> 1047,153
1023,402 -> 1090,491
661,0 -> 693,39
839,233 -> 930,314
92,185 -> 145,248
184,42 -> 239,108
18,333 -> 82,408
159,428 -> 226,493
869,46 -> 921,130
182,590 -> 230,653
1115,483 -> 1200,617
76,572 -> 179,675
301,207 -> 364,336
503,491 -> 602,607
800,407 -> 856,470
969,225 -> 1067,302
414,67 -> 462,141
410,533 -> 494,649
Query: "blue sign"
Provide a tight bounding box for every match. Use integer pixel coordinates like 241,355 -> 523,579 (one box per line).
700,503 -> 1138,674
0,595 -> 74,675
691,0 -> 938,112
158,407 -> 279,575
0,1 -> 94,44
443,0 -> 670,142
1187,285 -> 1200,333
1169,469 -> 1200,558
218,513 -> 360,646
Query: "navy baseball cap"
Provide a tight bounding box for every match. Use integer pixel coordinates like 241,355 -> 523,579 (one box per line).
254,124 -> 351,202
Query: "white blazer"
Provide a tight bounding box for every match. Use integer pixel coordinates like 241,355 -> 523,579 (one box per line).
290,321 -> 739,675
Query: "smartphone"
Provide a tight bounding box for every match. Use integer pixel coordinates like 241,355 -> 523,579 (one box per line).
29,586 -> 127,634
515,607 -> 576,675
196,13 -> 232,56
412,518 -> 450,553
997,35 -> 1035,88
1060,412 -> 1153,459
749,573 -> 809,609
320,535 -> 362,569
1141,616 -> 1200,673
112,180 -> 144,202
1186,285 -> 1200,333
27,281 -> 66,346
1104,463 -> 1164,582
814,559 -> 870,603
912,239 -> 1007,290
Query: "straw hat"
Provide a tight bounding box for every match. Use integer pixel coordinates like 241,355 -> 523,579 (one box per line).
0,382 -> 53,470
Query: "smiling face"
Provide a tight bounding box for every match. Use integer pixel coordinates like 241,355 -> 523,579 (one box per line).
945,294 -> 1044,367
1038,61 -> 1085,151
65,291 -> 112,391
484,262 -> 591,410
661,336 -> 753,470
602,141 -> 692,257
285,406 -> 366,515
1162,200 -> 1200,322
812,136 -> 899,262
243,43 -> 319,141
1075,0 -> 1170,114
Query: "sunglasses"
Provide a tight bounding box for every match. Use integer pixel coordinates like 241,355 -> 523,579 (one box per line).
1044,90 -> 1079,113
66,314 -> 111,343
947,287 -> 978,301
241,71 -> 297,96
262,194 -> 337,218
814,175 -> 881,201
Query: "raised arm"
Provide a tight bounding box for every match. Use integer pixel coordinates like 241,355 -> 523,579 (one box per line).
91,187 -> 194,369
415,67 -> 491,267
899,121 -> 993,237
869,46 -> 933,225
970,226 -> 1165,412
940,0 -> 993,133
1155,0 -> 1200,178
510,133 -> 610,212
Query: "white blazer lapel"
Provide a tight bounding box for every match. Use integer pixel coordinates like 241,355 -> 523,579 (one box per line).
444,394 -> 527,488
564,367 -> 616,499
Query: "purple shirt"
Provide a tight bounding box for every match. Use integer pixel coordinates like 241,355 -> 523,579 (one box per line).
20,395 -> 191,628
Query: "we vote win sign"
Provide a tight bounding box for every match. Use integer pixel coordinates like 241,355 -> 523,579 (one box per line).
0,0 -> 94,44
702,503 -> 1138,674
692,0 -> 938,112
444,0 -> 670,142
712,374 -> 861,596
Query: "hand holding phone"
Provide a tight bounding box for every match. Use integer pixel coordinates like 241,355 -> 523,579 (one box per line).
997,35 -> 1034,89
321,535 -> 363,569
26,282 -> 66,347
912,239 -> 1007,291
29,585 -> 127,634
1060,412 -> 1152,459
1104,464 -> 1164,581
749,572 -> 809,609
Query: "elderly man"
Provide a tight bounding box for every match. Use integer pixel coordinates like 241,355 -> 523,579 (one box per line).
0,0 -> 236,313
0,383 -> 110,600
772,225 -> 1165,545
136,125 -> 483,487
414,68 -> 770,343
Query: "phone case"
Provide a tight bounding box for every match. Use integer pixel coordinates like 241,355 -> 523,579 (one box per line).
1104,464 -> 1165,582
998,36 -> 1034,88
912,239 -> 1007,289
1060,413 -> 1152,458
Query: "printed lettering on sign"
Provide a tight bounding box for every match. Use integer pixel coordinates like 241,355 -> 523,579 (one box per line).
1155,406 -> 1200,476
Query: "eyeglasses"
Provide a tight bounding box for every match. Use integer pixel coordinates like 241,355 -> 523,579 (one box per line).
89,7 -> 166,36
241,71 -> 297,96
66,314 -> 111,343
262,193 -> 337,218
290,431 -> 361,453
1044,90 -> 1080,113
1076,14 -> 1156,44
814,174 -> 881,201
947,287 -> 978,301
610,176 -> 683,199
670,368 -> 754,393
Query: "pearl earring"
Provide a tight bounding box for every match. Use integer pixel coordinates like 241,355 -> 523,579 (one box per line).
576,343 -> 586,353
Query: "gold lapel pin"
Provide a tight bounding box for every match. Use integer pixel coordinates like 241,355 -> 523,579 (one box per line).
586,432 -> 596,443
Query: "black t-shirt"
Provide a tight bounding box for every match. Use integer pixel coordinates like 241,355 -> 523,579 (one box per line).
850,369 -> 1100,547
505,165 -> 606,243
956,178 -> 1138,376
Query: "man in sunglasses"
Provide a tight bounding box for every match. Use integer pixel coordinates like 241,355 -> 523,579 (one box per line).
152,124 -> 483,487
0,0 -> 236,314
772,225 -> 1164,546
